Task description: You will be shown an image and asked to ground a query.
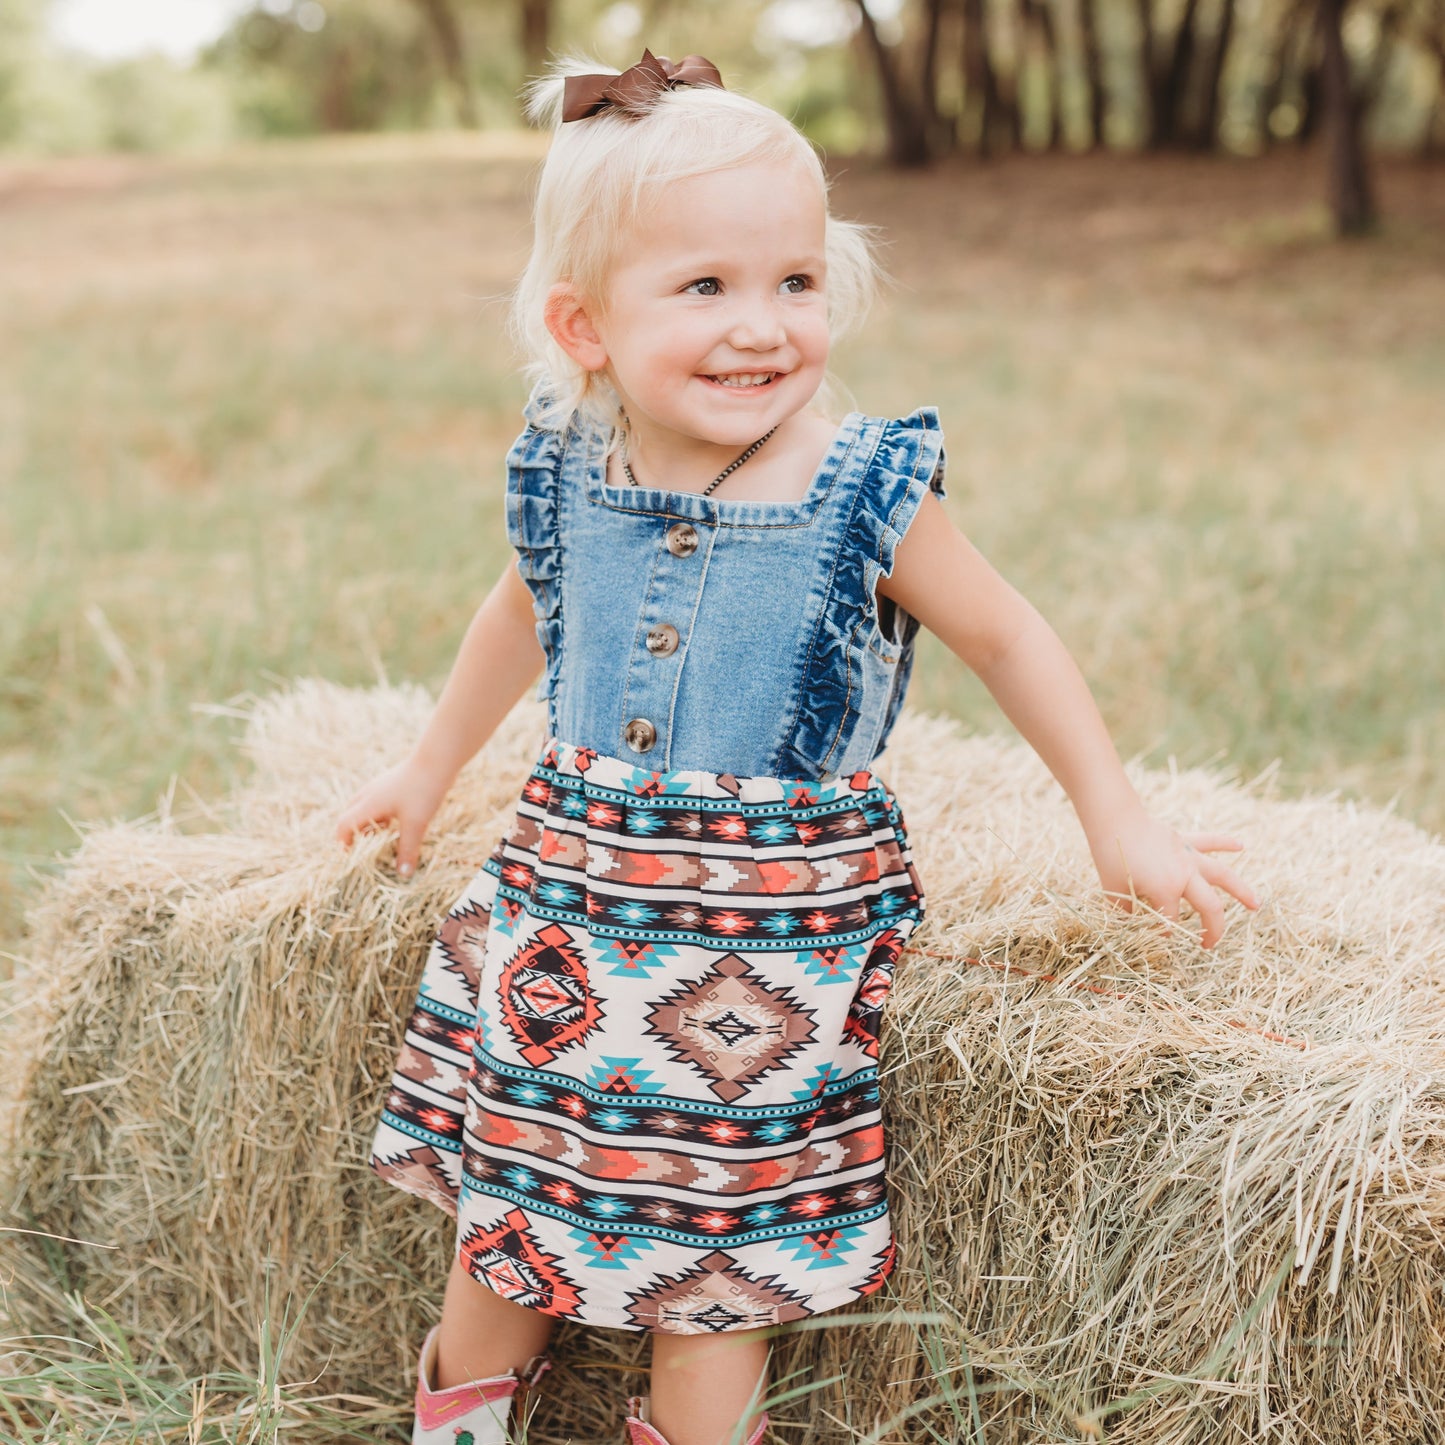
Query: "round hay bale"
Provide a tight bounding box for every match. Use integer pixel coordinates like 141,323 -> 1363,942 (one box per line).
4,680 -> 1445,1443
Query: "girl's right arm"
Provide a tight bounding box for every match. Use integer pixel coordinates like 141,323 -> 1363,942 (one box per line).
335,558 -> 544,876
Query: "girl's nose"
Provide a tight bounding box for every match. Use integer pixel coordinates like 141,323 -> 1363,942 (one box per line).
727,301 -> 787,351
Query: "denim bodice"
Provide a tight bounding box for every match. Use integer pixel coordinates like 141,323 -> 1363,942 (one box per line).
505,387 -> 946,781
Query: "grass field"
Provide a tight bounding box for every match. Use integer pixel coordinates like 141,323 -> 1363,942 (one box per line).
2,134 -> 1443,962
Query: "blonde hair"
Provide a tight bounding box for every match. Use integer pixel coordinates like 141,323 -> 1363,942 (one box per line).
511,57 -> 878,434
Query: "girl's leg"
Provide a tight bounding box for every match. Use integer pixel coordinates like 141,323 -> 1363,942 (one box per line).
648,1329 -> 771,1445
432,1253 -> 558,1387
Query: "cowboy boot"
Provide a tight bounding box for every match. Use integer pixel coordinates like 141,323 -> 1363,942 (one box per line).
623,1395 -> 769,1445
411,1324 -> 552,1445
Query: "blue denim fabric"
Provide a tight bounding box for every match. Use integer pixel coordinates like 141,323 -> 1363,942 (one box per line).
505,387 -> 946,781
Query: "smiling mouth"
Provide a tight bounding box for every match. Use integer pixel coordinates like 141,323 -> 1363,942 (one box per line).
705,372 -> 780,389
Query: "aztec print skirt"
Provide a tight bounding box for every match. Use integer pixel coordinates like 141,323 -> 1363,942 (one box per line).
369,735 -> 925,1334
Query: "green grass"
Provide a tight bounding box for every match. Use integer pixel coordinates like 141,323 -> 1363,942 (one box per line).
0,1243 -> 405,1443
2,1240 -> 1296,1441
2,137 -> 1443,960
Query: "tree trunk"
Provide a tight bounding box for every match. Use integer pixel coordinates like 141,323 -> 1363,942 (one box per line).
413,0 -> 478,127
962,0 -> 1006,154
519,0 -> 549,81
1028,0 -> 1064,148
1135,0 -> 1156,142
1318,0 -> 1377,233
1079,0 -> 1108,146
921,0 -> 949,149
1427,90 -> 1445,157
1296,8 -> 1326,142
1256,0 -> 1308,143
1004,0 -> 1026,147
1358,0 -> 1401,111
1293,0 -> 1327,144
853,0 -> 932,164
1194,0 -> 1236,148
1425,27 -> 1445,156
320,42 -> 354,130
1152,0 -> 1201,145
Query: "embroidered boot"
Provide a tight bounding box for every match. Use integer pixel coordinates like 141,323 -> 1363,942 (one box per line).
411,1324 -> 552,1445
623,1395 -> 769,1445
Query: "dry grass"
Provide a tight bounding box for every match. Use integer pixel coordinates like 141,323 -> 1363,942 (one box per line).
5,682 -> 1445,1442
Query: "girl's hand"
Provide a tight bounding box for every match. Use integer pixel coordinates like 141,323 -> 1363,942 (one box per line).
335,755 -> 454,878
1086,809 -> 1260,949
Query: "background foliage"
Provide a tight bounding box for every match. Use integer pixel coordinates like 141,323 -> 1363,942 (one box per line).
1,0 -> 1441,164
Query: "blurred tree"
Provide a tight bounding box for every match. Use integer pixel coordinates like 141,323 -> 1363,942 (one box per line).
1194,0 -> 1236,148
1146,0 -> 1203,146
206,0 -> 439,133
1079,0 -> 1108,145
89,55 -> 236,150
0,0 -> 44,142
1021,0 -> 1063,149
851,0 -> 937,164
412,0 -> 478,124
5,0 -> 1437,211
838,0 -> 1444,231
1428,3 -> 1445,152
1319,0 -> 1377,228
520,0 -> 551,79
961,0 -> 1008,152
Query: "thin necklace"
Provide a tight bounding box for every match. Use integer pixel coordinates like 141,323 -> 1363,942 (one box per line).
622,427 -> 779,497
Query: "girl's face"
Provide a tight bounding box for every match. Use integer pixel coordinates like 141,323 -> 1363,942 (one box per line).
580,159 -> 832,457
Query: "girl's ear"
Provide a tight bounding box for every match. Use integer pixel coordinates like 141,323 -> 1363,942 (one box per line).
544,283 -> 609,372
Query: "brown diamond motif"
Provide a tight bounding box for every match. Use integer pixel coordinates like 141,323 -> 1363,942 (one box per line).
436,900 -> 491,990
625,1249 -> 811,1333
646,954 -> 816,1102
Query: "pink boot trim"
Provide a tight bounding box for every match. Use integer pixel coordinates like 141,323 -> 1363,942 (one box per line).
413,1325 -> 552,1439
623,1396 -> 768,1445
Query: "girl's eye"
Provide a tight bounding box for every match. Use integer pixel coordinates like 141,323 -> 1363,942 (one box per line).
684,278 -> 721,296
779,274 -> 813,295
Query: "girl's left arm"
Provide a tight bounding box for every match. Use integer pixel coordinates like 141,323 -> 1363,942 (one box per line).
878,491 -> 1258,947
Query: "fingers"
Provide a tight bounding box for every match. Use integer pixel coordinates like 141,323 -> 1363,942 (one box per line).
1183,832 -> 1244,855
1100,828 -> 1257,950
335,802 -> 392,853
1196,855 -> 1259,911
1183,871 -> 1226,948
334,781 -> 427,877
394,816 -> 426,879
335,807 -> 367,848
1179,848 -> 1260,949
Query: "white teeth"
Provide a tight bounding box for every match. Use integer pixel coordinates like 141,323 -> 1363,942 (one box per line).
712,373 -> 775,388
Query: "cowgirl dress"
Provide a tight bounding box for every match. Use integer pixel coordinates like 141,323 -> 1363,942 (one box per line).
370,387 -> 946,1334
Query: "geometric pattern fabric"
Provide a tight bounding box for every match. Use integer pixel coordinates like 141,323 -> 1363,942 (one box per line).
371,736 -> 925,1333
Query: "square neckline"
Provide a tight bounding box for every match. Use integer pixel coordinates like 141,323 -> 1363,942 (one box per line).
581,411 -> 867,530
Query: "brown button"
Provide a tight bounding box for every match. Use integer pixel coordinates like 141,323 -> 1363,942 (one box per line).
665,522 -> 699,558
623,717 -> 657,753
645,624 -> 679,657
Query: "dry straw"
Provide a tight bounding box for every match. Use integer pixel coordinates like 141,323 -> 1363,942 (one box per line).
4,681 -> 1445,1442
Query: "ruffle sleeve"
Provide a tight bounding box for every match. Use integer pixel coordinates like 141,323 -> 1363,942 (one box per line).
504,383 -> 566,703
780,405 -> 947,777
854,405 -> 947,657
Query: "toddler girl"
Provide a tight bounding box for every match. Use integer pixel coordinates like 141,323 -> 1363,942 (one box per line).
338,49 -> 1257,1445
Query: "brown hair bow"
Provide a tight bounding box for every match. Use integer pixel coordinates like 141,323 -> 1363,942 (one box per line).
561,50 -> 724,124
